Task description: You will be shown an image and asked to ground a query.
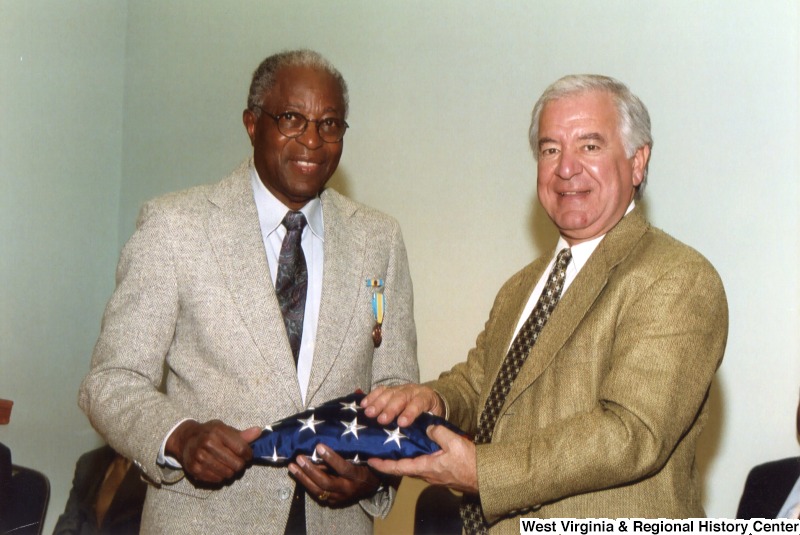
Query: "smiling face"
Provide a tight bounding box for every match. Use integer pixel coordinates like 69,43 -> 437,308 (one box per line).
243,65 -> 345,210
535,90 -> 650,245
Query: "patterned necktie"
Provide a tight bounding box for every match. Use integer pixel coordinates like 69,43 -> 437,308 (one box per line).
275,211 -> 308,367
461,248 -> 572,534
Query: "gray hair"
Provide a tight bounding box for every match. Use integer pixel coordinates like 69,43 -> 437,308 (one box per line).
247,49 -> 349,118
529,74 -> 653,196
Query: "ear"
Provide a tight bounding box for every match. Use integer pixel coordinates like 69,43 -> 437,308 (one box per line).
631,144 -> 651,187
242,109 -> 257,145
796,396 -> 800,437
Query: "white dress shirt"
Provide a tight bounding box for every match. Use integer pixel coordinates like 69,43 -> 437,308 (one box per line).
250,166 -> 324,404
778,475 -> 800,518
509,201 -> 635,346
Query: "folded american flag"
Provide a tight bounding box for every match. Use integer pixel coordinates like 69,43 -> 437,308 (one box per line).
251,391 -> 465,465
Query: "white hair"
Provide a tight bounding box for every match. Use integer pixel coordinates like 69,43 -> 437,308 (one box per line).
529,74 -> 653,197
247,49 -> 349,118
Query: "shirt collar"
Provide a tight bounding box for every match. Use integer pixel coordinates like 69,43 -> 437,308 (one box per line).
556,200 -> 635,270
250,162 -> 324,240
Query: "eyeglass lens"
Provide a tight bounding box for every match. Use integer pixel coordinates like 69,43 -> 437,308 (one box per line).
276,112 -> 346,143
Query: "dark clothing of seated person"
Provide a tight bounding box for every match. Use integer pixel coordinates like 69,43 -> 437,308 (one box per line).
53,445 -> 147,535
737,394 -> 800,519
0,442 -> 12,530
737,457 -> 800,519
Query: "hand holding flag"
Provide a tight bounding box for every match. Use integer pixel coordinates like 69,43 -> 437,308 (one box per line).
250,391 -> 465,465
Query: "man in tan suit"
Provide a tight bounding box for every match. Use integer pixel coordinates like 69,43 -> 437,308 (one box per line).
79,49 -> 418,534
363,75 -> 728,531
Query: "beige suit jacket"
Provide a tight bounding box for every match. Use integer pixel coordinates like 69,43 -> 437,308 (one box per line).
79,160 -> 419,534
432,207 -> 728,531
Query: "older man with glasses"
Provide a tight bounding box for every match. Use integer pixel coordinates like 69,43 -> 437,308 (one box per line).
80,49 -> 419,535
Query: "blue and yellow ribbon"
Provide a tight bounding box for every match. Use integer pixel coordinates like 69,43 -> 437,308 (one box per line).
366,278 -> 385,326
372,292 -> 384,326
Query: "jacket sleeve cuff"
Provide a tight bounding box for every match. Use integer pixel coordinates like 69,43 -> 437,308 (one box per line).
358,484 -> 394,519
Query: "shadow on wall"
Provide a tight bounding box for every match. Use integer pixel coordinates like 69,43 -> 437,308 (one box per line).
526,194 -> 655,253
325,167 -> 353,200
527,195 -> 559,253
697,378 -> 726,511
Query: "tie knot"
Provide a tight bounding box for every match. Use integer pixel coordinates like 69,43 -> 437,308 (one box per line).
555,247 -> 572,268
282,211 -> 307,231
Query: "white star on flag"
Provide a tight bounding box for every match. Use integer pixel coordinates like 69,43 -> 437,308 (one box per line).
383,427 -> 407,448
268,447 -> 287,463
341,418 -> 368,439
298,414 -> 324,434
340,400 -> 361,412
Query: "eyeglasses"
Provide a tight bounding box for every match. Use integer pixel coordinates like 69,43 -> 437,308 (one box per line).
253,106 -> 349,143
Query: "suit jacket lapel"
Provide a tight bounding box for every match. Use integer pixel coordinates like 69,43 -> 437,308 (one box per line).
479,256 -> 549,402
305,189 -> 365,404
499,208 -> 650,415
206,161 -> 303,410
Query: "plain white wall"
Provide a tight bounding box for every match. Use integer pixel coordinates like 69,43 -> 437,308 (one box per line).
0,1 -> 128,533
1,1 -> 798,532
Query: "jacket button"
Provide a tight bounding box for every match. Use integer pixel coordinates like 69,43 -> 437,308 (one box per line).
279,487 -> 292,500
133,460 -> 146,474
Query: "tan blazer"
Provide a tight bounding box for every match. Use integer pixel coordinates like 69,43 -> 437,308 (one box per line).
79,160 -> 419,534
432,207 -> 728,531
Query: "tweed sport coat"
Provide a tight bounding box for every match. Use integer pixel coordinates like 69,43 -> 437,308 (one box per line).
431,207 -> 728,531
79,160 -> 419,534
